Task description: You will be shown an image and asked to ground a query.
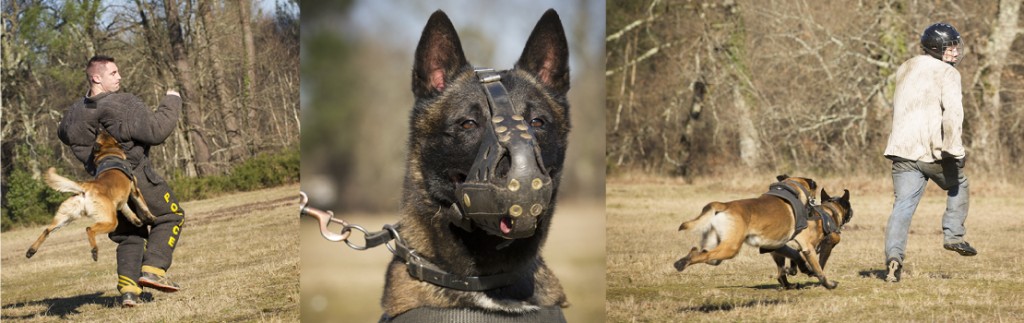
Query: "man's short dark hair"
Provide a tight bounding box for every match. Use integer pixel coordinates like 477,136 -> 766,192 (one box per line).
86,55 -> 116,78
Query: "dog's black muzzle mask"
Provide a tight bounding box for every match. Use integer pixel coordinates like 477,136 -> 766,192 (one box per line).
450,68 -> 554,240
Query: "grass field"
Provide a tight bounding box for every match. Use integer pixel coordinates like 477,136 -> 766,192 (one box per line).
300,198 -> 606,322
1,184 -> 300,322
606,174 -> 1024,322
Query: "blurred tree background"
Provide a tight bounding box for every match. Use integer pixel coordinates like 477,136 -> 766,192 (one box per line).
1,0 -> 300,230
606,0 -> 1024,182
300,0 -> 606,212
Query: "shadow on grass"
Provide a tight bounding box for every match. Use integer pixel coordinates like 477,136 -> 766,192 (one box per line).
858,269 -> 887,281
0,291 -> 153,320
743,282 -> 822,290
678,299 -> 786,313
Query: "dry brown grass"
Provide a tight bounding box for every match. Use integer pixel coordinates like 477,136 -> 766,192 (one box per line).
1,184 -> 300,322
300,198 -> 606,322
607,174 -> 1024,322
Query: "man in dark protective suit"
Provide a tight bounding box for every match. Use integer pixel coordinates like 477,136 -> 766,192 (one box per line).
57,55 -> 186,307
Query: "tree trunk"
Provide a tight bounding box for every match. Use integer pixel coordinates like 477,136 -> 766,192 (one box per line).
973,0 -> 1021,172
165,0 -> 215,176
200,0 -> 246,162
238,0 -> 257,138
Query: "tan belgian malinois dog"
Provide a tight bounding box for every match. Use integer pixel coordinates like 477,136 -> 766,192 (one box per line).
774,188 -> 853,289
674,175 -> 837,288
26,130 -> 156,261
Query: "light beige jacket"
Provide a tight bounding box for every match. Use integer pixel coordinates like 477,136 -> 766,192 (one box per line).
884,55 -> 966,162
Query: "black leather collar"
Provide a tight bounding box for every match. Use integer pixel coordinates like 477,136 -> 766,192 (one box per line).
368,224 -> 527,292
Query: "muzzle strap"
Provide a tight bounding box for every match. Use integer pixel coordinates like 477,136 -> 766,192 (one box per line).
452,68 -> 554,240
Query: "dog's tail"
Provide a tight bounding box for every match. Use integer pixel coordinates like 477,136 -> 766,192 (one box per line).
44,167 -> 86,194
679,202 -> 726,232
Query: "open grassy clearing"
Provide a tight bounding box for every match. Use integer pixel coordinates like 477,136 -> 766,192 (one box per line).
606,174 -> 1024,322
300,198 -> 606,322
1,184 -> 300,322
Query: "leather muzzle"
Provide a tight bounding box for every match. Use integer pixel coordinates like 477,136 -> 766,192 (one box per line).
452,69 -> 554,239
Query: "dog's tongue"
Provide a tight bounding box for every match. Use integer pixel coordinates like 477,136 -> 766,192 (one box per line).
500,216 -> 512,235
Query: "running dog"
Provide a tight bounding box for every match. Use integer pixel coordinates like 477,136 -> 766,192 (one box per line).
379,9 -> 571,321
674,175 -> 819,282
26,130 -> 155,261
774,188 -> 853,289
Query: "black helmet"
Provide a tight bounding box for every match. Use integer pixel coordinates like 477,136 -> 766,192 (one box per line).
921,23 -> 963,66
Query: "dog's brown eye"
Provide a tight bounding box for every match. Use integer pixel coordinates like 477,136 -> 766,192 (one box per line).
530,118 -> 545,128
461,120 -> 478,130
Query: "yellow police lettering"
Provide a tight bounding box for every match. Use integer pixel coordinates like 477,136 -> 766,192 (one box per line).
172,226 -> 180,235
170,203 -> 179,212
168,237 -> 176,247
164,192 -> 171,203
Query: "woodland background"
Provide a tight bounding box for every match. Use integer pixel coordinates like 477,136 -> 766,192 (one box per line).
606,0 -> 1024,181
1,0 -> 300,230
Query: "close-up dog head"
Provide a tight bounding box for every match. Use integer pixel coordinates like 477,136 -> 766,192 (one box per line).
405,9 -> 570,241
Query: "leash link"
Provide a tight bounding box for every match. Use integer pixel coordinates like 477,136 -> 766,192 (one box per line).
299,192 -> 402,252
299,191 -> 352,242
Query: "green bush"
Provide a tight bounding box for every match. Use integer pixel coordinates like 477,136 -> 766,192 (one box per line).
168,148 -> 300,201
1,167 -> 68,231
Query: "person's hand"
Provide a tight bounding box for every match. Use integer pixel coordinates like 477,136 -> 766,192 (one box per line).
166,90 -> 180,97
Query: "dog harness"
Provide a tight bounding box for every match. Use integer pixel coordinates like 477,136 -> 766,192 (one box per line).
383,306 -> 566,323
762,180 -> 813,239
94,156 -> 134,180
450,68 -> 555,240
812,204 -> 841,236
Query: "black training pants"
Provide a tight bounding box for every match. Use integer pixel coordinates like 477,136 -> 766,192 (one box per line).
109,162 -> 184,291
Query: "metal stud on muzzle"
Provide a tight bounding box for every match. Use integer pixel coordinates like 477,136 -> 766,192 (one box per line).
452,68 -> 554,239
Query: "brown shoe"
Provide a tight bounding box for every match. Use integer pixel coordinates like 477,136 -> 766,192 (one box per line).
139,272 -> 181,293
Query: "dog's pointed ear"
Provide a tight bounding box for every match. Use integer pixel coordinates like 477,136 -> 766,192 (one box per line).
776,174 -> 789,182
841,189 -> 850,201
515,9 -> 570,96
412,10 -> 470,98
821,188 -> 831,201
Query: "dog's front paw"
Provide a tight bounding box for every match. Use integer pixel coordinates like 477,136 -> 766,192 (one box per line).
128,217 -> 144,227
92,248 -> 98,261
26,249 -> 36,258
673,258 -> 690,271
823,280 -> 838,290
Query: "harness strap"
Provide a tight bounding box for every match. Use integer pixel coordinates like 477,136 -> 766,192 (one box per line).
94,156 -> 134,181
383,306 -> 566,323
763,180 -> 811,239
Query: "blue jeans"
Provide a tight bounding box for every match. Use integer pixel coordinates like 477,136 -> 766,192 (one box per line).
884,158 -> 969,263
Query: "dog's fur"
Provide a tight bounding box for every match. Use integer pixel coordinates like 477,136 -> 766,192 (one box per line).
674,175 -> 830,286
26,130 -> 155,261
774,188 -> 853,289
380,10 -> 571,318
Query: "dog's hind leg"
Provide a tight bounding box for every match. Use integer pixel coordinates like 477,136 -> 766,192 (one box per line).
129,182 -> 158,224
679,221 -> 745,269
86,200 -> 119,261
26,196 -> 84,258
701,229 -> 722,266
771,252 -> 795,289
119,200 -> 144,227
